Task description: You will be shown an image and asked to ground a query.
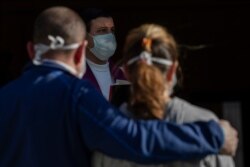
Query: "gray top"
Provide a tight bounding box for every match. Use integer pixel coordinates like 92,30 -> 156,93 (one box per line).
92,97 -> 235,167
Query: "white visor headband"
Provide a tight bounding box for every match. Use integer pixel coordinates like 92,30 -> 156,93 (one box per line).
33,35 -> 81,65
127,51 -> 173,66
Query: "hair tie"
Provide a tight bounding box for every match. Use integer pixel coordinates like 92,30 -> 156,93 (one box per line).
142,38 -> 152,51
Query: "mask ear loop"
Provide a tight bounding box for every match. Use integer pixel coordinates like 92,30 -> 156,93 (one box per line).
48,35 -> 64,49
126,51 -> 151,65
33,35 -> 81,65
127,37 -> 173,67
127,51 -> 173,67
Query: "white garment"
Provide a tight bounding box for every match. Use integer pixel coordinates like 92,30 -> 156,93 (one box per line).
87,59 -> 113,100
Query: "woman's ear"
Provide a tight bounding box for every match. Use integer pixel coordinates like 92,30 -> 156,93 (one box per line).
166,61 -> 178,82
27,41 -> 35,60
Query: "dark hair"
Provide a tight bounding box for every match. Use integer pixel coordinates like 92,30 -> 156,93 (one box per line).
81,8 -> 112,32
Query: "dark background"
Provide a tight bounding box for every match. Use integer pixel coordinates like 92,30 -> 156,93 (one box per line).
1,0 -> 249,166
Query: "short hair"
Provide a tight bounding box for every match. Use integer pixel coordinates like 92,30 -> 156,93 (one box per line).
80,8 -> 112,32
33,6 -> 86,45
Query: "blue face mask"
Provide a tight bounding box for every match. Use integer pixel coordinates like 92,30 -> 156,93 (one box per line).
90,33 -> 117,61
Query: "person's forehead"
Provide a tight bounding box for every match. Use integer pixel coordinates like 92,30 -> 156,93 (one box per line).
90,17 -> 114,28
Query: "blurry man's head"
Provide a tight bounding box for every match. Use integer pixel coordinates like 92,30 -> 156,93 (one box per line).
81,8 -> 116,64
33,6 -> 86,47
27,6 -> 87,78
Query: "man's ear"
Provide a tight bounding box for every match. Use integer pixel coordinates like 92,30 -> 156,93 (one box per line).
86,34 -> 93,49
74,40 -> 88,64
166,61 -> 178,82
27,41 -> 35,60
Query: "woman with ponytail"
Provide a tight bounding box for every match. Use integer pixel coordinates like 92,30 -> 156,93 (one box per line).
92,24 -> 235,167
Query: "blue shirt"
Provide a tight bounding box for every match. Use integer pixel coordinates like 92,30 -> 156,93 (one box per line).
0,61 -> 224,167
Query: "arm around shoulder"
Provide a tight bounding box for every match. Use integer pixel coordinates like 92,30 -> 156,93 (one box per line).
76,83 -> 224,164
